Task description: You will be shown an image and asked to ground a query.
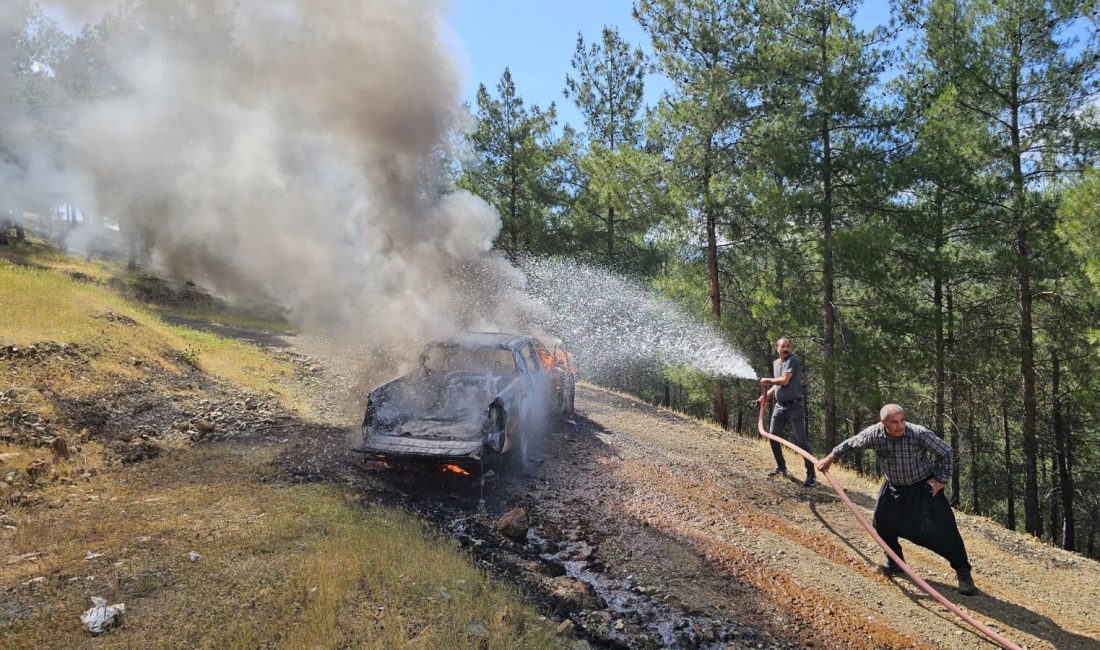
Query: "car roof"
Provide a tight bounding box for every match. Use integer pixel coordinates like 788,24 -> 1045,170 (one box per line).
428,332 -> 533,350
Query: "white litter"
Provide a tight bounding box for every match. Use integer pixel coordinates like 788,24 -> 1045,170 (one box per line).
80,597 -> 125,634
187,551 -> 200,562
84,551 -> 103,560
567,420 -> 577,426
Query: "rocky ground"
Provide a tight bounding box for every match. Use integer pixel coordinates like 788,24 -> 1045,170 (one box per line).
276,333 -> 1100,650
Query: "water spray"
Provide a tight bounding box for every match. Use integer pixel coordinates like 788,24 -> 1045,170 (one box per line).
521,257 -> 755,382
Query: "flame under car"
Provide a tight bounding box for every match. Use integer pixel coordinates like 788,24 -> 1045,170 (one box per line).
357,333 -> 556,467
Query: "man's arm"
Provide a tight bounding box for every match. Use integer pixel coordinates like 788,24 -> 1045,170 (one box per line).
759,370 -> 793,389
917,426 -> 954,486
817,427 -> 876,472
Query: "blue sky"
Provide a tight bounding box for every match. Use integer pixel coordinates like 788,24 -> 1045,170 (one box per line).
446,1 -> 895,132
446,1 -> 661,132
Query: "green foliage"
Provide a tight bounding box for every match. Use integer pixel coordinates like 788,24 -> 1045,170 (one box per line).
459,69 -> 569,259
1060,166 -> 1100,290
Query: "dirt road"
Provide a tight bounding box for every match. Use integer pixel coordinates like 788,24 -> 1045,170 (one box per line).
279,335 -> 1100,649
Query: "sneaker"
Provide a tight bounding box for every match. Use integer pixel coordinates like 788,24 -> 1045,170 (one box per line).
957,576 -> 976,595
803,477 -> 816,488
879,563 -> 903,577
767,467 -> 787,478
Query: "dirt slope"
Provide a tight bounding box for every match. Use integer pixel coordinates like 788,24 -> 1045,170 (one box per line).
541,387 -> 1100,649
286,323 -> 1100,649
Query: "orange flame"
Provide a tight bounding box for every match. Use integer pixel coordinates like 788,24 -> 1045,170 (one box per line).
441,464 -> 470,476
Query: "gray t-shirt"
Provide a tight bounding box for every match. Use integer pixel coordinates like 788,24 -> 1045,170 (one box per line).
773,355 -> 802,402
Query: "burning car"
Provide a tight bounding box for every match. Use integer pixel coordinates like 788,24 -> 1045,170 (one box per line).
357,332 -> 557,467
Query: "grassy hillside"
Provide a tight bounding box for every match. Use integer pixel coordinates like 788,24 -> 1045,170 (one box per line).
0,238 -> 559,648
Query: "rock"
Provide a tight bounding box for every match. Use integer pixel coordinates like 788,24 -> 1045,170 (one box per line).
465,620 -> 490,639
173,421 -> 190,432
51,436 -> 70,458
550,576 -> 599,610
536,559 -> 566,578
496,507 -> 529,541
80,597 -> 125,634
194,419 -> 216,434
118,440 -> 162,464
557,618 -> 576,636
25,457 -> 50,479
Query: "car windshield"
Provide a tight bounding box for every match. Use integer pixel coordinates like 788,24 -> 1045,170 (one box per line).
427,375 -> 488,420
422,345 -> 516,374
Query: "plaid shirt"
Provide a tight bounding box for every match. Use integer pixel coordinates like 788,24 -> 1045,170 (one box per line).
831,422 -> 954,486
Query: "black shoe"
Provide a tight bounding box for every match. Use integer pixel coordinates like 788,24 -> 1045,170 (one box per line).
879,563 -> 902,577
957,576 -> 976,595
767,467 -> 787,478
803,477 -> 816,488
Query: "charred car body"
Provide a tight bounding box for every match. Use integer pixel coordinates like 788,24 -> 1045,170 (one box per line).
538,336 -> 576,416
358,332 -> 566,466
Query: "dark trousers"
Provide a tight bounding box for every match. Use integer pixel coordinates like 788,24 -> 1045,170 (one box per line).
873,478 -> 972,579
769,400 -> 814,479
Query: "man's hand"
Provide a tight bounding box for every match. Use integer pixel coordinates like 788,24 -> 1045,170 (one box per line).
756,393 -> 768,407
928,479 -> 946,497
758,376 -> 771,388
817,452 -> 835,473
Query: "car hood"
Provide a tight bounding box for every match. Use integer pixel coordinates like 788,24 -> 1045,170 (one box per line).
369,372 -> 498,439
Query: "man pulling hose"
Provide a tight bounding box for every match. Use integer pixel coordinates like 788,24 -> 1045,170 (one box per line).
817,403 -> 976,595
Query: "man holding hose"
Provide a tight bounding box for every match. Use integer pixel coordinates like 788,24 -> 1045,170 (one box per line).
759,337 -> 816,488
817,403 -> 976,595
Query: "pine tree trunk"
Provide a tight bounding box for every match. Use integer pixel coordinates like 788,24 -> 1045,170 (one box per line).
703,138 -> 727,429
851,412 -> 863,474
968,411 -> 978,512
607,205 -> 615,264
1009,31 -> 1042,538
949,387 -> 960,508
933,196 -> 947,443
819,17 -> 837,452
947,285 -> 959,505
1003,396 -> 1016,531
1052,348 -> 1075,550
1048,447 -> 1060,544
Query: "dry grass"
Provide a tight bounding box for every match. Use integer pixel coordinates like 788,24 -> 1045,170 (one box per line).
1,243 -> 560,648
0,257 -> 305,412
0,445 -> 558,649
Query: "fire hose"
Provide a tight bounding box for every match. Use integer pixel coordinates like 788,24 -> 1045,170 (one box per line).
755,390 -> 1021,650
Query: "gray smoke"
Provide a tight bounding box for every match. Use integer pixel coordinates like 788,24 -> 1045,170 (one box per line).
1,0 -> 525,363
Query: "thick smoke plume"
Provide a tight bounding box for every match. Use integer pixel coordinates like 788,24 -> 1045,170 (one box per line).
1,0 -> 524,364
